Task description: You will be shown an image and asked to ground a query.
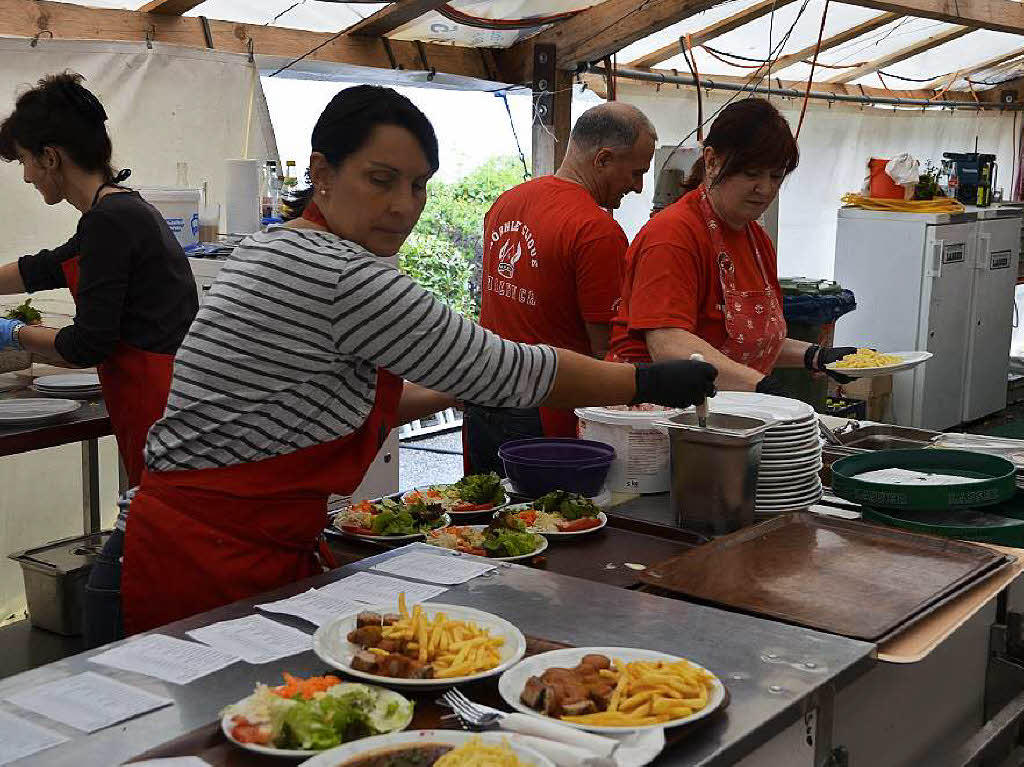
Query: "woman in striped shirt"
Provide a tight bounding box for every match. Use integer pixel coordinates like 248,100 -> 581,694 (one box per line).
87,85 -> 717,642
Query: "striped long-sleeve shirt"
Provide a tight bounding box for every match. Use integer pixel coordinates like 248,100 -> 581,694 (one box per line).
144,226 -> 559,472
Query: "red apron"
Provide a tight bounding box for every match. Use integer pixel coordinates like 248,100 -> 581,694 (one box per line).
696,186 -> 787,375
121,203 -> 403,634
61,258 -> 176,487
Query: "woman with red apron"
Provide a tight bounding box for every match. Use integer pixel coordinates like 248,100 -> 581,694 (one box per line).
0,73 -> 198,484
608,98 -> 857,391
0,74 -> 199,648
94,85 -> 717,641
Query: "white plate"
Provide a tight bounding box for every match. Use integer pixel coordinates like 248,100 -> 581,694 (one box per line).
313,604 -> 527,690
761,451 -> 822,466
424,524 -> 548,562
763,430 -> 819,444
758,477 -> 822,494
825,350 -> 932,378
33,373 -> 100,389
221,683 -> 413,759
299,729 -> 555,767
756,491 -> 824,511
30,385 -> 102,400
0,398 -> 81,426
404,486 -> 510,517
709,392 -> 815,424
498,646 -> 726,734
500,504 -> 609,538
332,512 -> 451,543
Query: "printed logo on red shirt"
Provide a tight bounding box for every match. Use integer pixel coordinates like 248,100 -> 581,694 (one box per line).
490,219 -> 539,279
497,239 -> 522,278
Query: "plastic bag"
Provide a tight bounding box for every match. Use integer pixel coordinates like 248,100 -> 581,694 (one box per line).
885,154 -> 920,185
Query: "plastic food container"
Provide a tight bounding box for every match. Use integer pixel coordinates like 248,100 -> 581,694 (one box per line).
9,531 -> 111,635
138,187 -> 201,253
576,406 -> 683,493
498,438 -> 615,498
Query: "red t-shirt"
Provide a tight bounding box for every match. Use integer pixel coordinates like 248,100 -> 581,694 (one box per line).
478,176 -> 628,356
608,188 -> 782,363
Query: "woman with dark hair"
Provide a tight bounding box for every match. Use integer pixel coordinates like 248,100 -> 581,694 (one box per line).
96,84 -> 718,640
608,98 -> 856,394
0,72 -> 198,483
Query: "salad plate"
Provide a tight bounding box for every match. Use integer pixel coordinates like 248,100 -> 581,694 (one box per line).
404,472 -> 509,517
221,676 -> 413,758
498,491 -> 608,539
425,523 -> 548,561
331,496 -> 450,542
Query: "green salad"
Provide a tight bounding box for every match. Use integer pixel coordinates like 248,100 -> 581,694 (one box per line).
483,527 -> 542,557
447,472 -> 505,505
534,490 -> 601,521
223,680 -> 413,752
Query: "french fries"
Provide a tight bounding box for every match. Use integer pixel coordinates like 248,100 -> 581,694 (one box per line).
380,593 -> 505,678
434,737 -> 532,766
834,348 -> 902,369
561,658 -> 717,727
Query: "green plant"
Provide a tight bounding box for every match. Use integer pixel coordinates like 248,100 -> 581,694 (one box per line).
399,232 -> 477,319
915,160 -> 945,200
403,155 -> 526,317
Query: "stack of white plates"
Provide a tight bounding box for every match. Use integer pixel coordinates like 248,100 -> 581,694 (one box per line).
710,392 -> 824,515
31,373 -> 102,400
0,398 -> 81,427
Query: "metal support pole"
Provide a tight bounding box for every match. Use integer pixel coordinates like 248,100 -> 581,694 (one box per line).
82,439 -> 101,535
589,65 -> 1018,111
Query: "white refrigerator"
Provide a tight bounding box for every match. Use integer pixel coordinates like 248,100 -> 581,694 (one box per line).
833,207 -> 1020,430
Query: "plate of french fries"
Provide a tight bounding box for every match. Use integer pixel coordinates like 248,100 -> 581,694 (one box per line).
313,596 -> 527,690
825,349 -> 932,377
498,647 -> 725,733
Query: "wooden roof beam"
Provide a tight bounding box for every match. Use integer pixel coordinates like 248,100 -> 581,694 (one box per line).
628,0 -> 797,69
138,0 -> 205,14
923,45 -> 1024,89
499,0 -> 732,83
839,0 -> 1024,35
345,1 -> 450,38
826,25 -> 974,84
769,12 -> 900,74
0,0 -> 503,83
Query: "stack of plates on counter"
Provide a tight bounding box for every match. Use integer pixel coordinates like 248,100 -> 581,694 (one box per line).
709,392 -> 824,515
0,398 -> 81,426
31,373 -> 102,400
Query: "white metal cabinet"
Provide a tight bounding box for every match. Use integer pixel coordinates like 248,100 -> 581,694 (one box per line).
964,216 -> 1020,421
916,224 -> 974,429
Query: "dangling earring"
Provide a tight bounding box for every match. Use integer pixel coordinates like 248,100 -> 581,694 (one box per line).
319,189 -> 327,196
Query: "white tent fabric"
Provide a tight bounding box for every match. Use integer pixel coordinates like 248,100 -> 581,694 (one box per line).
0,37 -> 277,622
609,81 -> 1016,278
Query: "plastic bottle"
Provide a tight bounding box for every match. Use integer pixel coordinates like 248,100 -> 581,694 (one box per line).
261,161 -> 281,221
283,160 -> 298,192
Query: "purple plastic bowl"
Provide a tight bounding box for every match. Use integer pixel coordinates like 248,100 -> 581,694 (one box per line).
498,438 -> 615,497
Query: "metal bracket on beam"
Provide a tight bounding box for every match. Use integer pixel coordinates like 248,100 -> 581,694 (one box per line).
532,43 -> 556,128
414,40 -> 436,81
145,25 -> 155,49
30,29 -> 52,48
381,37 -> 400,70
199,16 -> 214,49
247,37 -> 254,63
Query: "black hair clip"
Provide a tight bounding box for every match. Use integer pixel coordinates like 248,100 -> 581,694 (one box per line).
113,168 -> 132,183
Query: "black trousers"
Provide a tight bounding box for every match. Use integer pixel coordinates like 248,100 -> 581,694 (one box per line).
83,528 -> 125,649
463,404 -> 544,476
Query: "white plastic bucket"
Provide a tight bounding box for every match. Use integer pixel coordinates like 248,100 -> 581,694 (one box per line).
138,187 -> 201,253
575,405 -> 684,494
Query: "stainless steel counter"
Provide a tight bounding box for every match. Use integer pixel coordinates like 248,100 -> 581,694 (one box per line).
0,543 -> 875,766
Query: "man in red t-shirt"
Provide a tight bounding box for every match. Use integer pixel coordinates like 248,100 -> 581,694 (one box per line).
464,102 -> 657,475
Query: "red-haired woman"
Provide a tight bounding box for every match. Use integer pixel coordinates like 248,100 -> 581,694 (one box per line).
608,98 -> 854,393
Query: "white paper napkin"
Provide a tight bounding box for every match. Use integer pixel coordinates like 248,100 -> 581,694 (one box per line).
515,728 -> 665,767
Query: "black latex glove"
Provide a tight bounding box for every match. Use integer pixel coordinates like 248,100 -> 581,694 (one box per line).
632,360 -> 718,408
816,346 -> 858,384
756,374 -> 792,398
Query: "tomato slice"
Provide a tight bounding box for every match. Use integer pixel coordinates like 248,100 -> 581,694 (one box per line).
452,501 -> 494,512
231,717 -> 271,744
341,525 -> 375,536
517,510 -> 538,525
557,517 -> 602,532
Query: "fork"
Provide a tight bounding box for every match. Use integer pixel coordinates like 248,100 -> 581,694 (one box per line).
440,688 -> 619,757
